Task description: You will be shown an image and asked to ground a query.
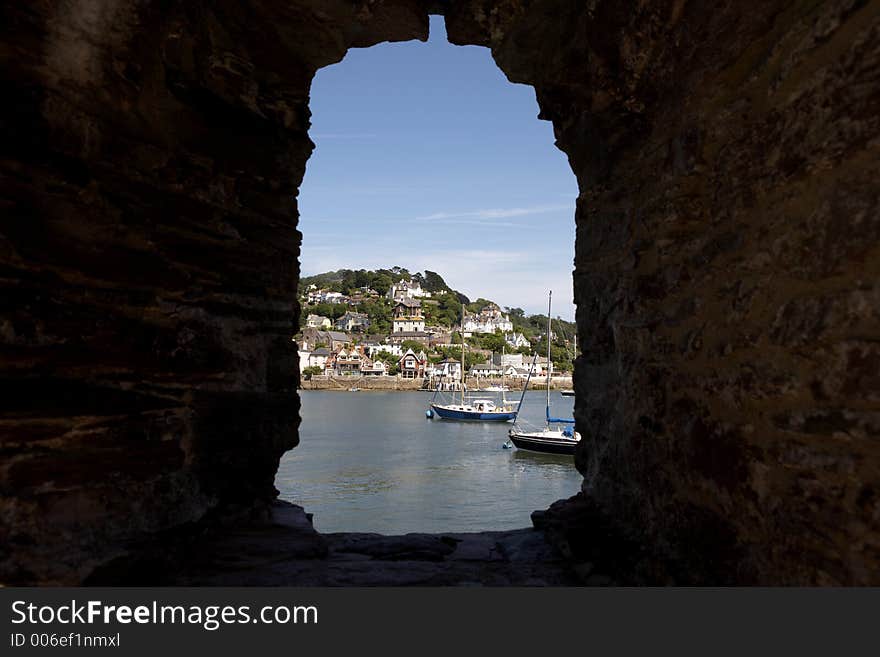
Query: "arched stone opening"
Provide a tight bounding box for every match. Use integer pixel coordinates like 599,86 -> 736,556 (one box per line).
1,1 -> 878,585
281,14 -> 580,536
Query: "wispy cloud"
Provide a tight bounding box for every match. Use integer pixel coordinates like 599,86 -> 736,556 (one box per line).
413,219 -> 520,228
414,204 -> 571,222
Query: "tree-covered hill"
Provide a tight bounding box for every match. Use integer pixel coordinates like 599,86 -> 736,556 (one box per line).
298,267 -> 577,370
300,267 -> 466,301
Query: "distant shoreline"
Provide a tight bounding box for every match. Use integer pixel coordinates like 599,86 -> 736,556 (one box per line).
299,375 -> 573,392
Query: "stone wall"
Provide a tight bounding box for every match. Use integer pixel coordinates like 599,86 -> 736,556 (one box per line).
0,0 -> 428,584
1,0 -> 877,584
446,0 -> 880,584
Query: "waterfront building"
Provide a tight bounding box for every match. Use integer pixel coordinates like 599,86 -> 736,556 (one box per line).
433,357 -> 462,380
359,357 -> 388,376
332,347 -> 363,375
470,362 -> 503,377
398,349 -> 428,379
307,347 -> 330,371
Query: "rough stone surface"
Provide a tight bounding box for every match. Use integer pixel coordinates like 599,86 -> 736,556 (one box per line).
0,0 -> 428,584
446,0 -> 880,584
2,1 -> 878,585
87,502 -> 580,586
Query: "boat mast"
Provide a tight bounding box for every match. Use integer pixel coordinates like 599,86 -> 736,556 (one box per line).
546,290 -> 552,418
500,344 -> 506,407
460,302 -> 466,404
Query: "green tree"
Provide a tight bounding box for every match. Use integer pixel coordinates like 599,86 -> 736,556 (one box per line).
467,298 -> 494,313
422,270 -> 449,293
479,331 -> 507,353
370,272 -> 393,295
359,300 -> 392,334
435,345 -> 483,369
302,365 -> 323,378
400,339 -> 426,353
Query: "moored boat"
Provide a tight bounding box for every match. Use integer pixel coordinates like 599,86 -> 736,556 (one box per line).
427,303 -> 519,422
431,398 -> 517,421
508,425 -> 580,454
507,291 -> 580,454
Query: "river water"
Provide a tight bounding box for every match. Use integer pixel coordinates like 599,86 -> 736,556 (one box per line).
275,389 -> 582,534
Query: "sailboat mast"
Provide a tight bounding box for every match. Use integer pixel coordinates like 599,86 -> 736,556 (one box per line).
460,302 -> 466,404
546,290 -> 552,413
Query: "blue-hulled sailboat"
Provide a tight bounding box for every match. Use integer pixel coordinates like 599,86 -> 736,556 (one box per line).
427,304 -> 519,422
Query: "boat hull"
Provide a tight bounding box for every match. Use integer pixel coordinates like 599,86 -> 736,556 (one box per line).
508,430 -> 579,455
430,404 -> 517,422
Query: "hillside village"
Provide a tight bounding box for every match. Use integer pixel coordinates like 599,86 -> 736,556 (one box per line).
295,267 -> 575,384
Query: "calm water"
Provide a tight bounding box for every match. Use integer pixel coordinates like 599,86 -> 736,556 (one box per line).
275,390 -> 582,534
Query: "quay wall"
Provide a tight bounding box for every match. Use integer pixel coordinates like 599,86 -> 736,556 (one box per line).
300,376 -> 573,392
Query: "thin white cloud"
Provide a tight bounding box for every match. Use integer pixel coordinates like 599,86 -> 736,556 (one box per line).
415,219 -> 520,228
415,204 -> 571,222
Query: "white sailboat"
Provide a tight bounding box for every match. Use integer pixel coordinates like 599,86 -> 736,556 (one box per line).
507,291 -> 581,454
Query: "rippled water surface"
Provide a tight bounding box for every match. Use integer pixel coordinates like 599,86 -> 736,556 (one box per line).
275,390 -> 582,533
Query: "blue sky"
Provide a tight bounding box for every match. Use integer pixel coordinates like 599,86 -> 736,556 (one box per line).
299,16 -> 577,319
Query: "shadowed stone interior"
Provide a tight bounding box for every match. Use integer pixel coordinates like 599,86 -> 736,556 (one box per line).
1,0 -> 878,585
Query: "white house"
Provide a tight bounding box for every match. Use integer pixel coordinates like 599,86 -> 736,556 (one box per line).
299,347 -> 330,374
335,311 -> 370,332
387,278 -> 432,301
392,299 -> 425,333
306,314 -> 331,329
433,357 -> 462,380
462,304 -> 513,336
364,342 -> 403,358
360,358 -> 387,376
504,332 -> 529,349
507,356 -> 547,377
470,362 -> 503,377
321,291 -> 346,304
